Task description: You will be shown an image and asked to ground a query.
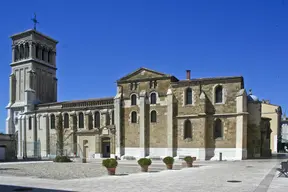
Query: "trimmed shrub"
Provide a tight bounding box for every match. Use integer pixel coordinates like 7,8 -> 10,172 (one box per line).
102,158 -> 118,168
137,158 -> 152,167
163,156 -> 174,165
53,155 -> 72,163
184,156 -> 193,163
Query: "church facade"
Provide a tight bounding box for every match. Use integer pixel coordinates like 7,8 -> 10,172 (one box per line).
6,29 -> 272,161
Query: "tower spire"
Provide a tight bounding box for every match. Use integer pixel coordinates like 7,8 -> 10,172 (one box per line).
31,13 -> 39,30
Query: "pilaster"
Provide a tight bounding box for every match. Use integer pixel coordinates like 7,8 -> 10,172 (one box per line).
31,116 -> 36,142
17,115 -> 23,158
69,111 -> 77,154
37,114 -> 41,130
139,90 -> 147,157
91,110 -> 95,128
235,89 -> 248,160
94,133 -> 101,158
198,92 -> 207,160
166,88 -> 174,156
8,74 -> 15,105
5,109 -> 13,134
85,110 -> 91,130
23,116 -> 28,158
100,109 -> 108,127
43,113 -> 50,156
114,91 -> 122,158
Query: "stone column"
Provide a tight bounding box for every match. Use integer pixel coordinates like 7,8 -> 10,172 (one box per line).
166,88 -> 174,157
139,90 -> 147,158
29,42 -> 33,58
12,46 -> 15,62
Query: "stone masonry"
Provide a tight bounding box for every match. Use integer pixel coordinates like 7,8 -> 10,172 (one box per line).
5,28 -> 274,161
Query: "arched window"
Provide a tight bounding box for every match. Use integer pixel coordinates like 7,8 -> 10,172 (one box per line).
184,120 -> 192,139
50,114 -> 55,129
150,110 -> 157,123
42,48 -> 45,61
88,114 -> 93,130
28,116 -> 32,130
24,43 -> 29,58
64,113 -> 69,128
19,44 -> 24,59
73,116 -> 77,130
131,94 -> 137,106
150,93 -> 157,104
94,111 -> 100,128
215,85 -> 223,103
185,88 -> 192,105
214,119 -> 223,139
47,50 -> 51,63
78,112 -> 84,128
106,113 -> 110,126
14,46 -> 19,61
36,45 -> 39,59
131,111 -> 137,123
111,110 -> 114,125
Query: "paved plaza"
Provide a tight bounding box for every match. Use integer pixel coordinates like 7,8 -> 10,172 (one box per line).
0,159 -> 287,192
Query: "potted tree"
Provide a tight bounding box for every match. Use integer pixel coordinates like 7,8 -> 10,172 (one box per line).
137,158 -> 152,172
102,158 -> 118,175
163,156 -> 174,169
183,156 -> 194,167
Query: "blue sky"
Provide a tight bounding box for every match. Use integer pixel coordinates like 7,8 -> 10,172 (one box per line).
0,0 -> 287,133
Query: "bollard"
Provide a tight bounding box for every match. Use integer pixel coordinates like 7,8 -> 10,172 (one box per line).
219,152 -> 222,161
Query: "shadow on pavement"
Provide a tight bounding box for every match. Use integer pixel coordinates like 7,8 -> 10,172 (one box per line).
0,168 -> 19,171
0,184 -> 75,192
114,173 -> 129,176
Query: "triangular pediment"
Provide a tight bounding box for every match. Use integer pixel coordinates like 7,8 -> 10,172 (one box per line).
117,67 -> 172,82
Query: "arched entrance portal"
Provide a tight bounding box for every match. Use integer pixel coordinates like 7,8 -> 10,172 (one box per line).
101,137 -> 111,158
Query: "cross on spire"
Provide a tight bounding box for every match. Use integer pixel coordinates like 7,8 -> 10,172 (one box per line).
31,13 -> 39,30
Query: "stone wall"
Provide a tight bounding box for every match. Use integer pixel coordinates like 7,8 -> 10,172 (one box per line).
0,134 -> 16,161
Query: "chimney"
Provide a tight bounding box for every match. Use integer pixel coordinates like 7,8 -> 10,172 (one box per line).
186,70 -> 191,80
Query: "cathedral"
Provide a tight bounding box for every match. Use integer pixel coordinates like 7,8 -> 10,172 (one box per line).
5,28 -> 272,161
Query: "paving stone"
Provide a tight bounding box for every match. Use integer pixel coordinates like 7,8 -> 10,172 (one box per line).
0,159 -> 286,192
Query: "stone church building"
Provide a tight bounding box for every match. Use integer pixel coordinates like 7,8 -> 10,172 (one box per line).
5,29 -> 272,161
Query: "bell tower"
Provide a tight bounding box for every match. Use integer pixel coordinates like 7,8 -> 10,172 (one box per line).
6,21 -> 58,134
